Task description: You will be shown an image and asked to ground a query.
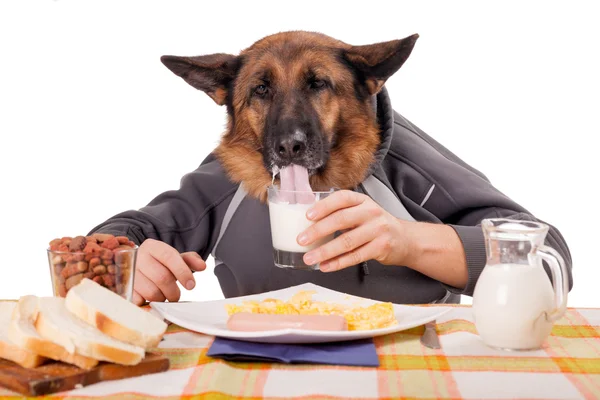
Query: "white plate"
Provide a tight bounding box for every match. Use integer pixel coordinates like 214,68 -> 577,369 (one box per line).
150,283 -> 451,344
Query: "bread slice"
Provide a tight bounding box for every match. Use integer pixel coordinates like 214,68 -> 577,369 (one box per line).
0,301 -> 46,368
35,297 -> 145,365
8,296 -> 98,369
65,278 -> 167,348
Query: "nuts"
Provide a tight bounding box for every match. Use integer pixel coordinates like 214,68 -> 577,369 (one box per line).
92,233 -> 113,243
76,261 -> 88,272
48,233 -> 136,298
83,242 -> 102,261
49,239 -> 62,251
65,273 -> 84,290
72,253 -> 85,262
83,242 -> 101,254
69,236 -> 87,252
85,236 -> 98,244
62,262 -> 81,279
89,257 -> 101,269
83,271 -> 95,280
102,274 -> 115,288
116,236 -> 130,245
54,264 -> 65,276
93,265 -> 107,275
100,248 -> 114,261
114,249 -> 132,265
101,237 -> 119,250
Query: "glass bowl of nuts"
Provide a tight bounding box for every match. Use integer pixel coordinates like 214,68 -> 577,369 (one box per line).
47,233 -> 137,301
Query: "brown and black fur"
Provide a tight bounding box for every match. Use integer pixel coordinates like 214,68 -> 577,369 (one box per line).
161,31 -> 418,202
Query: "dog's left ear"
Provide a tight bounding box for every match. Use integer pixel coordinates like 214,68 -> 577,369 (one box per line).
344,33 -> 419,95
160,53 -> 239,105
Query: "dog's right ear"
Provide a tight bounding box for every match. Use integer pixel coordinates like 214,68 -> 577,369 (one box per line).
343,34 -> 419,96
161,54 -> 239,106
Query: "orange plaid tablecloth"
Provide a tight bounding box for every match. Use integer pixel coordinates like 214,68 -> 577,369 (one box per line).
1,305 -> 599,400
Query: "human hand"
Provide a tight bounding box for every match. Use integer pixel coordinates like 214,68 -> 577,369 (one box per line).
132,239 -> 206,305
297,190 -> 410,272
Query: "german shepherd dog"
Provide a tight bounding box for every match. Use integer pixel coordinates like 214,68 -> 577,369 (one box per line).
161,31 -> 418,199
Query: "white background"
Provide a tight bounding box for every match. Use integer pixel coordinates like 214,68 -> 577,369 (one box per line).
0,1 -> 597,306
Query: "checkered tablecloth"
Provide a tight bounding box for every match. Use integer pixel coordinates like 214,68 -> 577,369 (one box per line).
1,306 -> 599,400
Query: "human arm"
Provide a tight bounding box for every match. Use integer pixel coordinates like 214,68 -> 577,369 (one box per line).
88,157 -> 237,304
298,114 -> 573,296
298,191 -> 468,288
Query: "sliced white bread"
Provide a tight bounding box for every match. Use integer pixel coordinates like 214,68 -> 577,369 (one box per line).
65,278 -> 167,348
35,296 -> 145,366
0,301 -> 46,368
8,295 -> 98,369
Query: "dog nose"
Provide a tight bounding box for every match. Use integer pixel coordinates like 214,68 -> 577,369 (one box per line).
277,131 -> 306,160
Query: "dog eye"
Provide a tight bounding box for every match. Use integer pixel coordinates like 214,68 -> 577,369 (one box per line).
309,79 -> 327,90
254,84 -> 269,96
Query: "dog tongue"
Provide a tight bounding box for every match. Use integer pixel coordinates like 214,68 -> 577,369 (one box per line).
279,166 -> 296,193
291,165 -> 312,193
279,165 -> 315,204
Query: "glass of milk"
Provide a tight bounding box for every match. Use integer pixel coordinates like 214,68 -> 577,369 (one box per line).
267,185 -> 335,270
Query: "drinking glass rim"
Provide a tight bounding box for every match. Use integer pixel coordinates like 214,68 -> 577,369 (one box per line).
266,185 -> 336,195
46,245 -> 139,254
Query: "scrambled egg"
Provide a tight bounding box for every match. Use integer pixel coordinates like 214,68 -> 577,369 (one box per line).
224,291 -> 398,331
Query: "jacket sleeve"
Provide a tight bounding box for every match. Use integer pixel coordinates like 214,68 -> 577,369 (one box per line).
448,210 -> 572,297
88,157 -> 237,261
391,113 -> 573,297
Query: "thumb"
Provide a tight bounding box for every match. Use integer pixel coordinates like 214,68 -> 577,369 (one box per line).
181,252 -> 207,272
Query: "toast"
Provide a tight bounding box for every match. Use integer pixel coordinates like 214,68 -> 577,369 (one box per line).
8,296 -> 98,369
35,297 -> 145,366
65,278 -> 167,348
0,302 -> 46,368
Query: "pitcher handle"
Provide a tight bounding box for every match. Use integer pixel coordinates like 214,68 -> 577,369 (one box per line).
536,244 -> 569,322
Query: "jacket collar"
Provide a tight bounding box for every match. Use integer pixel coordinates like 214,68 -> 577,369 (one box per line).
366,86 -> 394,176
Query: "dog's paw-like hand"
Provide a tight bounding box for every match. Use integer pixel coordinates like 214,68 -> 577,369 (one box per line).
297,190 -> 410,272
131,239 -> 206,306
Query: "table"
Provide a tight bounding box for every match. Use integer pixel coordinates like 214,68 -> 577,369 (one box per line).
1,306 -> 599,400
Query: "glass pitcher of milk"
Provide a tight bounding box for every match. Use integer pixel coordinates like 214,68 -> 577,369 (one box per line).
472,218 -> 569,351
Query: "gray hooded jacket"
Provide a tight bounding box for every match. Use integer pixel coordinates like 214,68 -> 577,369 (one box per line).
89,88 -> 573,304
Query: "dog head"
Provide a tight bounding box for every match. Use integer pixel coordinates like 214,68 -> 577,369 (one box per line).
161,31 -> 418,199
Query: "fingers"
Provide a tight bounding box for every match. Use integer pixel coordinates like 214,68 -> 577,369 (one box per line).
138,256 -> 181,302
132,290 -> 144,306
143,239 -> 196,291
134,240 -> 207,305
303,222 -> 378,266
134,269 -> 167,303
181,252 -> 207,272
298,203 -> 376,247
319,239 -> 381,273
306,190 -> 367,221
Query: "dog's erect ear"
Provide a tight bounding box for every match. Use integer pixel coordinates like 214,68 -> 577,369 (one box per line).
161,53 -> 239,106
344,34 -> 419,95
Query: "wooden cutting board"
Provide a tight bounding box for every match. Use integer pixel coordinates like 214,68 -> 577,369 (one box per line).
0,353 -> 169,396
